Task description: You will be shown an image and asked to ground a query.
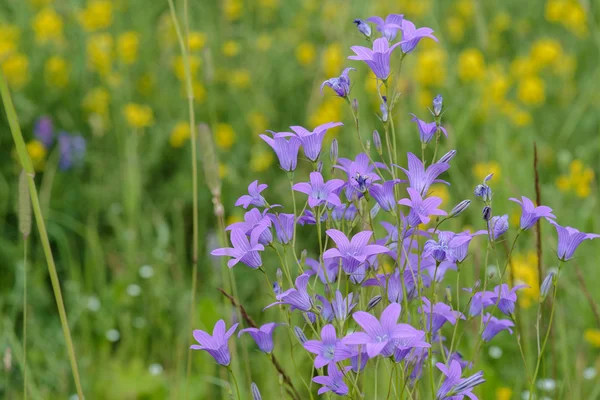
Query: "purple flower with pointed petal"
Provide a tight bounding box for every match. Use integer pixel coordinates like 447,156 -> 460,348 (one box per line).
332,290 -> 358,322
490,284 -> 528,315
264,274 -> 312,312
369,179 -> 401,212
392,325 -> 431,362
227,208 -> 273,245
398,187 -> 447,227
34,116 -> 54,148
366,14 -> 404,41
306,257 -> 339,284
410,114 -> 447,144
349,345 -> 369,372
464,289 -> 495,317
335,153 -> 384,201
482,313 -> 514,341
312,363 -> 350,396
259,131 -> 301,171
297,209 -> 327,225
488,214 -> 509,241
289,122 -> 343,162
420,297 -> 464,333
400,19 -> 438,53
330,203 -> 358,221
363,268 -> 403,304
316,295 -> 334,322
238,323 -> 282,354
395,152 -> 450,196
509,196 -> 556,231
191,320 -> 238,366
211,225 -> 266,269
349,37 -> 402,80
452,230 -> 487,262
304,324 -> 353,368
235,180 -> 267,209
267,213 -> 295,244
58,133 -> 86,171
293,172 -> 344,208
343,303 -> 405,358
323,229 -> 389,275
321,68 -> 355,98
549,220 -> 600,261
436,360 -> 485,400
423,231 -> 473,263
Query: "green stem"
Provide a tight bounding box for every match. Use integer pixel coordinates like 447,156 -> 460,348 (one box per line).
1,69 -> 84,399
227,366 -> 241,399
23,238 -> 28,400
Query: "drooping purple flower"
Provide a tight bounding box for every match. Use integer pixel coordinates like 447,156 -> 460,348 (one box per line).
366,14 -> 404,41
332,290 -> 358,322
488,214 -> 509,241
306,257 -> 339,284
323,229 -> 389,275
451,230 -> 486,263
304,324 -> 353,368
392,325 -> 431,362
235,180 -> 268,209
549,220 -> 600,261
191,320 -> 238,366
540,272 -> 555,299
400,19 -> 438,53
395,152 -> 450,196
489,284 -> 528,315
34,116 -> 54,148
321,68 -> 355,98
289,122 -> 343,162
398,187 -> 447,227
369,179 -> 401,212
406,347 -> 429,381
227,208 -> 273,245
238,323 -> 282,354
267,213 -> 295,244
293,172 -> 344,208
330,203 -> 358,221
312,363 -> 350,396
363,268 -> 403,304
423,231 -> 473,263
353,19 -> 371,38
509,196 -> 556,231
264,274 -> 312,312
464,289 -> 495,317
316,295 -> 334,322
335,153 -> 384,201
259,131 -> 301,172
420,297 -> 464,333
297,209 -> 328,225
58,133 -> 86,171
481,314 -> 514,341
211,225 -> 267,269
410,114 -> 447,144
436,360 -> 485,400
348,37 -> 402,80
349,345 -> 369,372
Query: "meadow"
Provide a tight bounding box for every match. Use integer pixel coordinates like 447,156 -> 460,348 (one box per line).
1,0 -> 600,399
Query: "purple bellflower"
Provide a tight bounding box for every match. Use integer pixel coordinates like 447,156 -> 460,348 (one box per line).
398,187 -> 447,227
297,209 -> 328,225
400,19 -> 438,53
312,363 -> 350,396
265,274 -> 312,312
191,320 -> 238,366
316,295 -> 334,322
395,152 -> 450,195
423,231 -> 473,263
58,133 -> 86,171
34,116 -> 54,148
488,214 -> 509,241
227,208 -> 273,245
305,257 -> 339,284
549,220 -> 600,261
393,325 -> 431,362
330,203 -> 358,221
211,225 -> 267,269
259,131 -> 301,172
293,172 -> 344,208
349,345 -> 369,372
349,37 -> 402,80
482,314 -> 514,342
235,180 -> 268,209
332,290 -> 358,322
267,213 -> 295,244
369,179 -> 401,212
489,284 -> 528,315
321,68 -> 355,98
304,324 -> 353,368
509,196 -> 556,230
238,323 -> 282,354
363,268 -> 403,304
436,360 -> 485,400
367,14 -> 404,41
465,289 -> 495,317
323,229 -> 389,275
289,122 -> 343,162
335,153 -> 384,201
410,114 -> 447,144
420,297 -> 464,333
353,19 -> 371,38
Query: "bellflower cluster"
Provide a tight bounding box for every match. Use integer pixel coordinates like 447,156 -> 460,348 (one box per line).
193,12 -> 597,400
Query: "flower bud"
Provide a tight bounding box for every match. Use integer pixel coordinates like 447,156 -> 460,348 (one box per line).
293,326 -> 307,344
474,184 -> 492,202
449,200 -> 471,218
300,249 -> 307,266
317,161 -> 323,173
353,19 -> 371,38
373,130 -> 382,154
330,139 -> 338,165
445,286 -> 452,303
438,149 -> 457,164
540,272 -> 555,301
482,206 -> 492,221
433,94 -> 443,117
251,383 -> 262,400
474,279 -> 481,289
276,268 -> 283,285
380,96 -> 388,122
366,295 -> 382,311
352,98 -> 359,113
273,281 -> 281,296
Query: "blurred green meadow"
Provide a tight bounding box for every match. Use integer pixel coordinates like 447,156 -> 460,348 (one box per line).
1,0 -> 600,398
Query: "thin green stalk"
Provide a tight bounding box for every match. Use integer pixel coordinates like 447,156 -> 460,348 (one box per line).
23,239 -> 28,400
227,366 -> 241,399
1,70 -> 84,399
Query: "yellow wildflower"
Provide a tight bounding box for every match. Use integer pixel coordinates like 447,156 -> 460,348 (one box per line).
415,47 -> 447,86
456,0 -> 475,19
429,184 -> 450,206
215,123 -> 236,150
365,76 -> 379,94
296,42 -> 316,66
258,0 -> 279,8
563,2 -> 588,37
417,89 -> 433,110
27,140 -> 47,171
79,0 -> 113,32
492,12 -> 511,32
44,56 -> 70,89
487,69 -> 510,104
250,148 -> 275,172
584,329 -> 600,347
545,0 -> 566,22
222,40 -> 240,57
510,56 -> 539,78
191,81 -> 206,103
323,43 -> 343,77
169,122 -> 191,148
556,160 -> 594,198
457,48 -> 485,82
403,0 -> 431,17
223,0 -> 242,21
172,55 -> 201,81
248,112 -> 268,134
530,39 -> 562,68
231,69 -> 251,89
226,213 -> 243,227
86,33 -> 113,76
2,53 -> 30,89
496,387 -> 513,400
473,161 -> 501,182
0,25 -> 20,59
123,103 -> 154,129
219,163 -> 229,180
187,32 -> 206,51
556,175 -> 571,192
29,0 -> 53,6
256,34 -> 273,52
517,75 -> 545,106
511,110 -> 533,127
33,7 -> 64,44
83,87 -> 110,116
553,54 -> 576,77
512,251 -> 539,309
117,32 -> 140,65
446,16 -> 465,43
309,100 -> 342,127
